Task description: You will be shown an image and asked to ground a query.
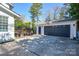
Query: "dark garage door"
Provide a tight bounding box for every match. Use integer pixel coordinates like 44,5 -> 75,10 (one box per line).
44,25 -> 70,37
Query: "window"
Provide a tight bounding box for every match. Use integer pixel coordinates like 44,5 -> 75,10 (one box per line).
0,15 -> 8,32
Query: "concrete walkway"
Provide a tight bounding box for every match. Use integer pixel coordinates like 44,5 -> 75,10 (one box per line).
0,35 -> 79,56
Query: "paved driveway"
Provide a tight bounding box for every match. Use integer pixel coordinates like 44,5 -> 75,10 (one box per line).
18,35 -> 79,56
0,35 -> 79,56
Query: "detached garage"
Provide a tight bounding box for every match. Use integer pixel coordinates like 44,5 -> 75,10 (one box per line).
36,20 -> 79,39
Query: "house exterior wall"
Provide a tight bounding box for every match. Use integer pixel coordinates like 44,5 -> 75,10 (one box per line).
36,26 -> 39,35
36,20 -> 77,39
0,10 -> 14,39
41,26 -> 44,35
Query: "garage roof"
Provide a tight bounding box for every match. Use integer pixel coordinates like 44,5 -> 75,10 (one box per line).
37,18 -> 78,26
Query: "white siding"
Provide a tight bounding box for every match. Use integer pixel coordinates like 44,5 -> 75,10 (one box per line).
0,11 -> 15,39
36,26 -> 39,35
70,23 -> 77,39
41,26 -> 44,35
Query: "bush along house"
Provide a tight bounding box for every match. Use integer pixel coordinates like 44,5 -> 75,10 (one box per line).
0,3 -> 20,43
36,19 -> 79,39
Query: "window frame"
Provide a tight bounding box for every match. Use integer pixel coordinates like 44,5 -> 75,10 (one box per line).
0,15 -> 8,32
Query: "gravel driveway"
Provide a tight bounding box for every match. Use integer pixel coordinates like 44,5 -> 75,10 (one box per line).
0,35 -> 79,56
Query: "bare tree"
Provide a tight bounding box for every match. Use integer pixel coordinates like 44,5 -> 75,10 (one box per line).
53,6 -> 59,20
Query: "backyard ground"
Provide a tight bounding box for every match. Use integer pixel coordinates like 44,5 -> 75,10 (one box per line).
0,35 -> 79,56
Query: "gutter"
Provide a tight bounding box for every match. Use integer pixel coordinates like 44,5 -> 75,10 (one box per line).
0,4 -> 20,18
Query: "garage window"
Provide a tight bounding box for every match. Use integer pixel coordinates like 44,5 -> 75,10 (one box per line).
0,15 -> 8,32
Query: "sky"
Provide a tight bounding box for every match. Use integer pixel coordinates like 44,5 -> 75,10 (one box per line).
13,3 -> 64,21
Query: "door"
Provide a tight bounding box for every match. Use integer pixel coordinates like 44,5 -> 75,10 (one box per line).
44,25 -> 70,37
38,26 -> 41,34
